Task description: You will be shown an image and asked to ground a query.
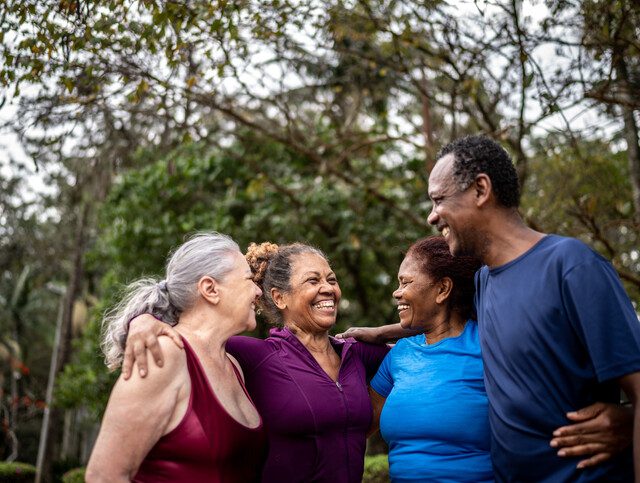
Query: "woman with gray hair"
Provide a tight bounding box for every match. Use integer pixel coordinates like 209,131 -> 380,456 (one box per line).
86,232 -> 266,483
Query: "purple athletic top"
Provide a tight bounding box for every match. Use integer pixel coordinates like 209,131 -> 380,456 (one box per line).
226,327 -> 389,483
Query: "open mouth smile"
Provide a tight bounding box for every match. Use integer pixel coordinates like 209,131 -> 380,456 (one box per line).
313,300 -> 335,310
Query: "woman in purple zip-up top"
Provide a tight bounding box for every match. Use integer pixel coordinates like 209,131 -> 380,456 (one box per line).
125,242 -> 389,482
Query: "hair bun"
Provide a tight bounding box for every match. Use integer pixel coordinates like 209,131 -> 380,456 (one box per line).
246,242 -> 279,286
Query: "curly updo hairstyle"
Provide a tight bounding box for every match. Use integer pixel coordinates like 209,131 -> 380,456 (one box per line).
406,236 -> 482,320
246,242 -> 328,325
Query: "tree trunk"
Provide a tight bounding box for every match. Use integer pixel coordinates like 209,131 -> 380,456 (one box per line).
615,58 -> 640,223
39,201 -> 89,482
621,108 -> 640,223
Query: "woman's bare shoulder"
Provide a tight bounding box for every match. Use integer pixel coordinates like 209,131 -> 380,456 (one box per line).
124,335 -> 187,386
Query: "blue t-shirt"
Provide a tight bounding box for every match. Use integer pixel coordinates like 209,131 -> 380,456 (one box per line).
476,235 -> 640,482
370,321 -> 492,483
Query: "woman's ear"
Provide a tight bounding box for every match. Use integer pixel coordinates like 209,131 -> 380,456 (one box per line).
436,277 -> 453,305
271,287 -> 288,310
198,276 -> 220,304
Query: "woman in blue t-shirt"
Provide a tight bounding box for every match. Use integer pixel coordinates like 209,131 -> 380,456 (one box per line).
368,236 -> 491,482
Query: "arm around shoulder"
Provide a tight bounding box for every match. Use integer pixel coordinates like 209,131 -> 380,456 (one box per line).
336,323 -> 418,344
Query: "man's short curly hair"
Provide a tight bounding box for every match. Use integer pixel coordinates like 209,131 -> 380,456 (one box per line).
436,135 -> 520,208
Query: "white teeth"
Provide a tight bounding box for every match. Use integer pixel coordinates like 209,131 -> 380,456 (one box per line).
397,304 -> 409,311
442,227 -> 450,237
313,301 -> 335,309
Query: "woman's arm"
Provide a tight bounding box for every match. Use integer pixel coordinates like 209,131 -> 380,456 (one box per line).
121,314 -> 183,380
368,387 -> 386,437
86,338 -> 188,482
336,323 -> 420,344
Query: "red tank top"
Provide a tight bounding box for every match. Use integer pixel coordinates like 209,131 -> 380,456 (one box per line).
133,337 -> 267,482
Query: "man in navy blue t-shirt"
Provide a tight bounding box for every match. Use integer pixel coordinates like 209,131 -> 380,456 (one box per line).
427,135 -> 640,482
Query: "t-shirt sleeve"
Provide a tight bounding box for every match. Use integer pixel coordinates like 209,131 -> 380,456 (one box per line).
473,267 -> 486,317
562,259 -> 640,382
226,336 -> 272,375
354,341 -> 391,381
370,350 -> 394,398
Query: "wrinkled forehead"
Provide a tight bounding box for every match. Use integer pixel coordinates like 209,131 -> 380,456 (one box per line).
428,155 -> 456,196
398,254 -> 419,275
290,252 -> 333,277
231,250 -> 252,273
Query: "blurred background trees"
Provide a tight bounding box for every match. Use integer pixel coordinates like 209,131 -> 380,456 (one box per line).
1,0 -> 638,480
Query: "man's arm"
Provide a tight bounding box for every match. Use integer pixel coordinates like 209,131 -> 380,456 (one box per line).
551,402 -> 633,468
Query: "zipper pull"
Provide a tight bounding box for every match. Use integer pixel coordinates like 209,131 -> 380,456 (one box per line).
335,381 -> 343,392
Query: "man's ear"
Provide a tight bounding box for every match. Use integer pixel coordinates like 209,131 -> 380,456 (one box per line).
474,173 -> 492,207
271,288 -> 287,310
198,276 -> 220,305
436,277 -> 453,305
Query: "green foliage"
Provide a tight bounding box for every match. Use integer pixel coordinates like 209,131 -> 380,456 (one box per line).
94,135 -> 431,332
61,467 -> 86,483
59,130 -> 432,415
56,305 -> 118,417
363,454 -> 390,483
4,0 -> 640,468
0,462 -> 36,482
522,137 -> 639,302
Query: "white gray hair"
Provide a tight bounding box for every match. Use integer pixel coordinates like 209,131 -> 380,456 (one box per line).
101,232 -> 240,370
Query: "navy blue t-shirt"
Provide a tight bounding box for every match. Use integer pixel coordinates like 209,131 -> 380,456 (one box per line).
476,235 -> 640,482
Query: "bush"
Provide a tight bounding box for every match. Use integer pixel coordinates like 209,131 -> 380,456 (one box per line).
0,462 -> 37,482
363,454 -> 389,483
61,467 -> 85,483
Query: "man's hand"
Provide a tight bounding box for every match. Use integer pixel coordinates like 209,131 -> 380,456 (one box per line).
550,402 -> 633,469
122,314 -> 183,380
335,326 -> 383,344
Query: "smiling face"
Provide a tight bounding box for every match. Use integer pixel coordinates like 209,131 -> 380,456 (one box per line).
277,252 -> 341,333
218,251 -> 263,332
427,154 -> 481,257
393,254 -> 441,330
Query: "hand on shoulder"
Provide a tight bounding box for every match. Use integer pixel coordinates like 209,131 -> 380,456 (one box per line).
124,335 -> 187,386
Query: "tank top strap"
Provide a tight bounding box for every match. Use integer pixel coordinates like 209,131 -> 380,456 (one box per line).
179,336 -> 210,396
179,336 -> 224,453
180,336 -> 248,398
227,356 -> 254,403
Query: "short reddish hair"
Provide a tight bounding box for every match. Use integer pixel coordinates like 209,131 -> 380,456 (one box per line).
406,236 -> 482,320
